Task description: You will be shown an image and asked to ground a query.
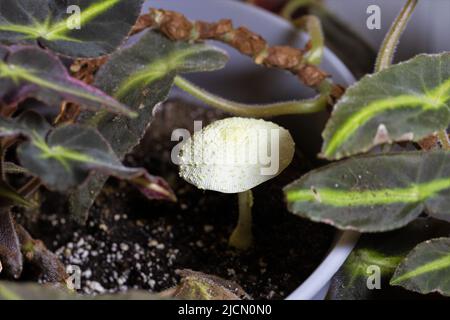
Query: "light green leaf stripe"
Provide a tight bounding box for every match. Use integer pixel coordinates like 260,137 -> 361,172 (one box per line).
350,249 -> 403,273
0,285 -> 22,300
0,0 -> 120,42
391,252 -> 450,284
32,134 -> 94,172
284,151 -> 450,232
286,178 -> 450,207
0,183 -> 36,208
115,47 -> 204,99
323,77 -> 450,158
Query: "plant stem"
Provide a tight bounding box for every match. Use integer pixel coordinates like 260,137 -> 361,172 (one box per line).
18,177 -> 42,198
374,0 -> 418,72
437,130 -> 450,150
293,15 -> 325,65
174,76 -> 329,118
229,190 -> 254,250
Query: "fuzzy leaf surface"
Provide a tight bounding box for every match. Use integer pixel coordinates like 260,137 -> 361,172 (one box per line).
69,30 -> 228,221
285,151 -> 450,232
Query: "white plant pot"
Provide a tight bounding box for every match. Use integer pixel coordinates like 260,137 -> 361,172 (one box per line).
145,0 -> 360,300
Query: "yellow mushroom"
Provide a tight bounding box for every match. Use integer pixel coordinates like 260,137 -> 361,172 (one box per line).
178,117 -> 295,250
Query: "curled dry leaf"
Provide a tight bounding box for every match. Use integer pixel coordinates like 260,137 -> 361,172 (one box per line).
145,8 -> 329,88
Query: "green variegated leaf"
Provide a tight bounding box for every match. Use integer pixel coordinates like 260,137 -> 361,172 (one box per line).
3,112 -> 175,202
69,30 -> 228,222
17,124 -> 145,191
0,109 -> 52,138
321,53 -> 450,160
0,0 -> 143,57
328,218 -> 450,300
390,237 -> 450,296
0,45 -> 133,116
284,151 -> 450,232
89,30 -> 228,156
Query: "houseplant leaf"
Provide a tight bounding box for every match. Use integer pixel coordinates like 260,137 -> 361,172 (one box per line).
284,150 -> 450,232
0,281 -> 161,300
0,0 -> 143,57
390,237 -> 450,296
321,53 -> 450,160
0,209 -> 22,278
69,30 -> 228,222
328,218 -> 450,299
0,181 -> 36,208
17,123 -> 146,191
2,111 -> 175,201
0,45 -> 133,116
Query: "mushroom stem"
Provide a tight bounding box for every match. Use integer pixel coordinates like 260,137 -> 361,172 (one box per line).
229,190 -> 254,250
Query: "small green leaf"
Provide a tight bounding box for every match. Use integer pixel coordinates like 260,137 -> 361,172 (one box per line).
328,218 -> 450,299
284,151 -> 450,232
0,181 -> 36,208
390,237 -> 450,296
0,45 -> 133,116
69,30 -> 228,221
0,0 -> 143,57
321,53 -> 450,160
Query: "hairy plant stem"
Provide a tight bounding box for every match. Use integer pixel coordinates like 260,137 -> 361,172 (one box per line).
229,190 -> 254,250
174,76 -> 330,118
374,0 -> 418,72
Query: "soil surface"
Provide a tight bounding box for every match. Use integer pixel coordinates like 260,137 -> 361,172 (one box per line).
20,99 -> 333,300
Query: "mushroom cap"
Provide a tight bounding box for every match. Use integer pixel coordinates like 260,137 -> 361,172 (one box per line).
178,117 -> 295,193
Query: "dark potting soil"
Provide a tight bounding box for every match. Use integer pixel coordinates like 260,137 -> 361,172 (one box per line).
24,98 -> 333,300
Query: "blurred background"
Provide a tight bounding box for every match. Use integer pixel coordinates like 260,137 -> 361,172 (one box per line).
244,0 -> 450,62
